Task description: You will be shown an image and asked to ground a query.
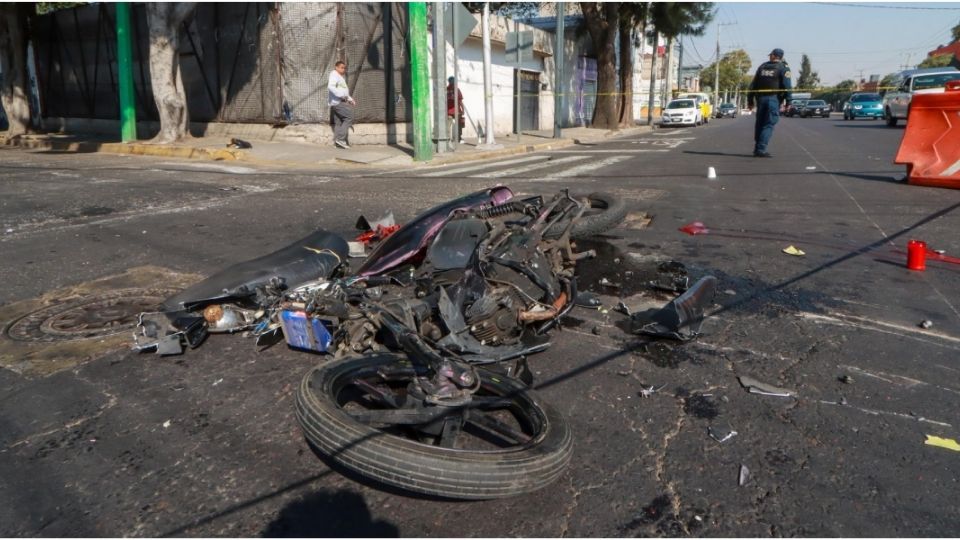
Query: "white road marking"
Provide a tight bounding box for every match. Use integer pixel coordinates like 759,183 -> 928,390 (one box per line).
547,149 -> 669,153
154,162 -> 263,175
469,155 -> 589,178
420,155 -> 548,177
524,155 -> 632,182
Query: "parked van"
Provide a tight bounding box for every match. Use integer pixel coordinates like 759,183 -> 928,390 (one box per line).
882,67 -> 960,126
676,93 -> 713,123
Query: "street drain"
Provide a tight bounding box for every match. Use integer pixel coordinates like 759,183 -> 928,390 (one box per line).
5,287 -> 178,343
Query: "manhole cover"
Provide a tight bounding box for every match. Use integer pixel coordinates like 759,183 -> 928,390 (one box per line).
5,287 -> 178,343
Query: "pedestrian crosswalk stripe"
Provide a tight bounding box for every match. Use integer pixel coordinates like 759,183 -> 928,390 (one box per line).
548,149 -> 669,153
469,155 -> 589,178
525,156 -> 631,182
420,155 -> 548,177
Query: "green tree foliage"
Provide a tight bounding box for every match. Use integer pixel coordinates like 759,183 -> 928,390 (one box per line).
918,54 -> 954,69
816,80 -> 857,109
796,54 -> 820,91
952,20 -> 960,42
584,2 -> 713,128
699,49 -> 751,95
879,72 -> 899,90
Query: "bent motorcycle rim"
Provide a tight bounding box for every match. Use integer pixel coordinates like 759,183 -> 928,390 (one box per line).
295,354 -> 572,499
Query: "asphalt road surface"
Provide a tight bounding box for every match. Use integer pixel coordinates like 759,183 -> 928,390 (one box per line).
2,113 -> 960,537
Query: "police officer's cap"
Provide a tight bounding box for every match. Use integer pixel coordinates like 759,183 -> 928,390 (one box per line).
770,48 -> 784,58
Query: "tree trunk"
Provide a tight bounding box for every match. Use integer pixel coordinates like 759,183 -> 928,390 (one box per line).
645,32 -> 658,126
581,2 -> 620,130
617,17 -> 633,127
146,3 -> 195,144
0,4 -> 32,136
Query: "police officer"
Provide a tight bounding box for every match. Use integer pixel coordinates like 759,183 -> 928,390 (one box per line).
747,48 -> 792,157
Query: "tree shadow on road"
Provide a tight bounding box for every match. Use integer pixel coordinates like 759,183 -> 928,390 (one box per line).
262,489 -> 399,537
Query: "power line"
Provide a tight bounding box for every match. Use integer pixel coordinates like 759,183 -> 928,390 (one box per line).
813,2 -> 960,10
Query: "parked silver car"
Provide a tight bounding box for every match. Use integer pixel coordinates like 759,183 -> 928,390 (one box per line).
882,67 -> 960,126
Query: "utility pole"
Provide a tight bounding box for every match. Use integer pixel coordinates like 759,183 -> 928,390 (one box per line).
676,37 -> 684,91
409,3 -> 433,161
646,27 -> 659,126
116,2 -> 137,142
480,2 -> 498,147
553,1 -> 564,139
432,2 -> 448,153
713,22 -> 734,108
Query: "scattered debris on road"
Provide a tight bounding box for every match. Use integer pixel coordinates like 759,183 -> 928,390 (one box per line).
650,261 -> 689,292
919,319 -> 933,329
738,464 -> 750,486
838,375 -> 854,384
782,245 -> 806,256
708,426 -> 738,443
925,434 -> 960,452
678,221 -> 710,235
737,375 -> 796,398
639,383 -> 667,398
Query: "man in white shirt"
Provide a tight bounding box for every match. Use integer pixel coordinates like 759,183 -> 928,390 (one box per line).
328,61 -> 356,149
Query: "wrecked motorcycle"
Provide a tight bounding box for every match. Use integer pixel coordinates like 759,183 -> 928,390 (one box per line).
135,186 -> 638,498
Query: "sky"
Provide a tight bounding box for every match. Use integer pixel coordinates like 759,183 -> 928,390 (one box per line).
680,2 -> 960,87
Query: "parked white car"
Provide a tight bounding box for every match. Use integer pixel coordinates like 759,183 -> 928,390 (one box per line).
660,99 -> 703,127
882,67 -> 960,126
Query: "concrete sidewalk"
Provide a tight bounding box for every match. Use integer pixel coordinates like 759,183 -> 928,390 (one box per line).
0,125 -> 653,170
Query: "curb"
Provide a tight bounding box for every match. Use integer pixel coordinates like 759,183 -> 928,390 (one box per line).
0,125 -> 652,169
1,136 -> 245,161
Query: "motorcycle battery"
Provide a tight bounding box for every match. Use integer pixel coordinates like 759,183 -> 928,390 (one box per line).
280,310 -> 333,353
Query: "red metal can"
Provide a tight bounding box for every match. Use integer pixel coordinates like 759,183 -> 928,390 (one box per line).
907,239 -> 927,271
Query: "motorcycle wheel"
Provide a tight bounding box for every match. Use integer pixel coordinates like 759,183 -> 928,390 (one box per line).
569,192 -> 628,239
296,354 -> 573,500
545,192 -> 627,240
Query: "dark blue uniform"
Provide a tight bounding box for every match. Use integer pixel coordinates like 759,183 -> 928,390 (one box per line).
748,59 -> 792,156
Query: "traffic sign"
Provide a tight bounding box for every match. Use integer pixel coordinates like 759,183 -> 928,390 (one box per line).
448,3 -> 478,47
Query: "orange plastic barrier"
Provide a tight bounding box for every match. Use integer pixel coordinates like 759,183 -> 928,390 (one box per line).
894,80 -> 960,189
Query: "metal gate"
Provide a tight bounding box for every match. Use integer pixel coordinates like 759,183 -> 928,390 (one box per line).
514,69 -> 539,132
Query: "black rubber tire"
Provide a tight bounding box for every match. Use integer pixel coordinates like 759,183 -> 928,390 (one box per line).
885,109 -> 898,127
296,354 -> 573,500
569,192 -> 627,239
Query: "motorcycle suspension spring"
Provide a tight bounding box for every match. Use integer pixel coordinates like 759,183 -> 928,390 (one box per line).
476,200 -> 527,219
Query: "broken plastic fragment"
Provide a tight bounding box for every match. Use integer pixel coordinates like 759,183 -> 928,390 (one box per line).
925,434 -> 960,452
920,320 -> 933,329
737,375 -> 796,397
679,221 -> 709,235
738,464 -> 750,486
709,426 -> 738,443
782,245 -> 805,256
347,241 -> 367,258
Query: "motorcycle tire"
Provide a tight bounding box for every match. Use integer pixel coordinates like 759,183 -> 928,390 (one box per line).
295,353 -> 573,500
545,192 -> 627,240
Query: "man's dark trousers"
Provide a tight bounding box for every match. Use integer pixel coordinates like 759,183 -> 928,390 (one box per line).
754,95 -> 780,154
